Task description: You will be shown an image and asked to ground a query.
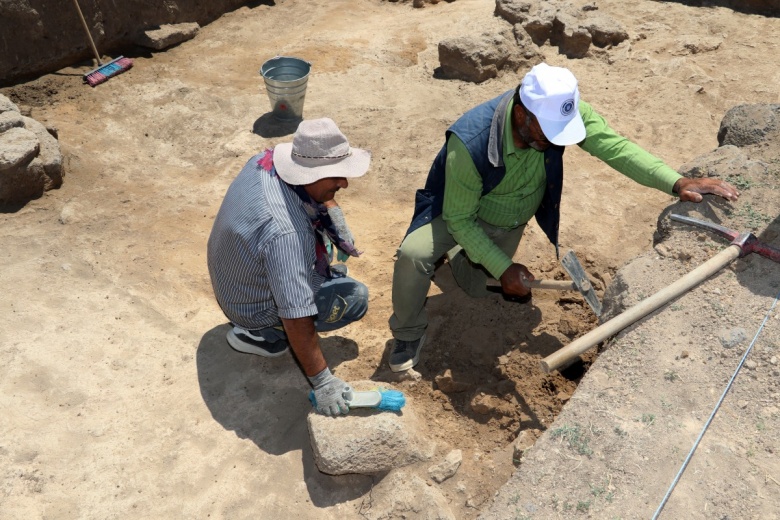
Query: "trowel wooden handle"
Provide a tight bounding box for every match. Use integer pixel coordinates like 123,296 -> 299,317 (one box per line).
527,280 -> 577,291
540,244 -> 741,373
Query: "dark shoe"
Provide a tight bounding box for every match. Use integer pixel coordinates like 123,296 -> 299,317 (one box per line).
227,326 -> 289,357
389,334 -> 426,372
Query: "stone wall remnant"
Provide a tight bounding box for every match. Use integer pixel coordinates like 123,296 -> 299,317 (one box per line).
0,93 -> 63,205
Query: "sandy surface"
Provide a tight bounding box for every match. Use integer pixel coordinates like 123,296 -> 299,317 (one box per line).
2,0 -> 780,518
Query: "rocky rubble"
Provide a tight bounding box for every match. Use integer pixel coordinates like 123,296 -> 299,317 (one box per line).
0,93 -> 62,205
438,0 -> 629,82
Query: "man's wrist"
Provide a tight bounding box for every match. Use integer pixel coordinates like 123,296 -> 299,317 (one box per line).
307,367 -> 332,388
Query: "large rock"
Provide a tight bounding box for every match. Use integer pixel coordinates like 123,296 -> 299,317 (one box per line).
717,104 -> 780,147
22,116 -> 63,188
678,144 -> 767,180
550,11 -> 592,59
512,2 -> 627,58
135,22 -> 201,51
494,0 -> 532,25
0,126 -> 39,172
0,95 -> 20,114
362,471 -> 455,520
307,384 -> 435,475
584,14 -> 629,48
438,31 -> 524,83
0,111 -> 25,133
0,93 -> 63,204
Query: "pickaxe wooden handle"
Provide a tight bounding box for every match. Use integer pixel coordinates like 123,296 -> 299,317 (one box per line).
541,214 -> 779,373
526,279 -> 577,290
540,244 -> 741,373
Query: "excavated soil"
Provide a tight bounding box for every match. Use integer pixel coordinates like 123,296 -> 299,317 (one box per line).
2,1 -> 779,518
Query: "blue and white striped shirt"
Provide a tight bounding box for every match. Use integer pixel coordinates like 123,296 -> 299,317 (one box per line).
207,153 -> 325,329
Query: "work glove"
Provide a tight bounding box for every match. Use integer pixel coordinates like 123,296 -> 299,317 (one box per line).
327,205 -> 354,263
307,367 -> 350,416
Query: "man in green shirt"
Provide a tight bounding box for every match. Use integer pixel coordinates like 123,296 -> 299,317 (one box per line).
387,62 -> 739,372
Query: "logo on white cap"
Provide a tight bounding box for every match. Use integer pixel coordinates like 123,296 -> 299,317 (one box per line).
560,99 -> 575,117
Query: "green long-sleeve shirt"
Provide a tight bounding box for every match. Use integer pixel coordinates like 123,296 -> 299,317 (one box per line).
442,99 -> 682,279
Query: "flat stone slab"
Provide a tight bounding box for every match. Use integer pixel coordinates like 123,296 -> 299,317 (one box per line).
136,23 -> 200,51
307,381 -> 435,475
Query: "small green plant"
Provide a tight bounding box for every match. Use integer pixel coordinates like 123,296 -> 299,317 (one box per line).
640,413 -> 656,425
710,300 -> 727,317
550,424 -> 593,456
664,370 -> 680,382
614,426 -> 627,437
576,500 -> 591,513
735,202 -> 771,230
670,303 -> 684,311
704,239 -> 723,250
726,174 -> 754,191
590,483 -> 606,497
757,419 -> 766,432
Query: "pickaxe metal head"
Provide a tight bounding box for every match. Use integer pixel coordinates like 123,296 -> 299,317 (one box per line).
561,250 -> 603,318
670,214 -> 780,263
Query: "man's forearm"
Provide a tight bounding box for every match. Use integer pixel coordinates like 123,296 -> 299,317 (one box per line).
447,218 -> 513,279
281,316 -> 327,377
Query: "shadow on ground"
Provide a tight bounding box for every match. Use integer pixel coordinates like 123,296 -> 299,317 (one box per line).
196,323 -> 373,507
253,113 -> 300,138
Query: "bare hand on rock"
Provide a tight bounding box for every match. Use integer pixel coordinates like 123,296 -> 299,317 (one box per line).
674,177 -> 740,203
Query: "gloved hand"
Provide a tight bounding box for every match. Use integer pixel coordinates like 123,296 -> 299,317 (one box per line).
307,367 -> 350,416
326,205 -> 354,263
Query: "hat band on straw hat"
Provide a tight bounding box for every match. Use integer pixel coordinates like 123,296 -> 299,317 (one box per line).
272,118 -> 371,185
292,150 -> 352,160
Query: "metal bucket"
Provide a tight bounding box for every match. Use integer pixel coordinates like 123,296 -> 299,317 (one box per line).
260,56 -> 311,120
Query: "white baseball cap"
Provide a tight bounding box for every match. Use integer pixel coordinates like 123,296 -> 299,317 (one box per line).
519,63 -> 586,146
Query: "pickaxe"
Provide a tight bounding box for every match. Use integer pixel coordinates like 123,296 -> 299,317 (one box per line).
540,214 -> 780,373
487,250 -> 603,317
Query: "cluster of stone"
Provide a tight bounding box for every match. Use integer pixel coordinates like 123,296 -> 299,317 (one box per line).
0,94 -> 62,205
438,0 -> 629,83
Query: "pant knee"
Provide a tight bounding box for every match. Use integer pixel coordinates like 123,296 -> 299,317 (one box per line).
346,280 -> 369,321
396,242 -> 437,276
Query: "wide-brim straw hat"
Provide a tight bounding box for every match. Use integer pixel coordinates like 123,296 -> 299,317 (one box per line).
274,118 -> 371,185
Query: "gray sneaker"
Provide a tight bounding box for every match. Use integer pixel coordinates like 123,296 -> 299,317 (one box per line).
389,334 -> 426,372
227,326 -> 289,357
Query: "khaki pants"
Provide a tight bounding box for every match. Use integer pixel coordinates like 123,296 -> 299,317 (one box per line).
388,215 -> 525,341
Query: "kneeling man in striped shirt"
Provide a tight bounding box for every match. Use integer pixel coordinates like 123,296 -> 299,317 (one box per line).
208,118 -> 371,416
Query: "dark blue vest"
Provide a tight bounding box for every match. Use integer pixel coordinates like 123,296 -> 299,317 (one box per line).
405,90 -> 565,257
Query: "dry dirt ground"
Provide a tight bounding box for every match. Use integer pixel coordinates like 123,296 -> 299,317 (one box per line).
1,0 -> 780,518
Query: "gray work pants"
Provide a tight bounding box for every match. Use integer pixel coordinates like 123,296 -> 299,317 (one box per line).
388,215 -> 525,341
